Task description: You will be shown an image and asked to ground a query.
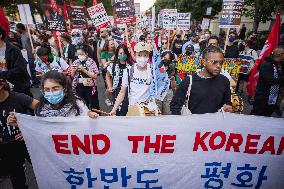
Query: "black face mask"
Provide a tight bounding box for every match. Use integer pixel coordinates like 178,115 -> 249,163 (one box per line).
185,51 -> 193,56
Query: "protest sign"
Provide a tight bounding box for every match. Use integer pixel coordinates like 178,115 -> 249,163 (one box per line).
219,0 -> 245,28
134,3 -> 140,16
69,6 -> 87,29
42,0 -> 67,31
112,0 -> 136,25
206,7 -> 212,15
87,3 -> 110,30
177,13 -> 191,30
17,113 -> 284,189
162,9 -> 177,30
158,9 -> 164,27
176,55 -> 242,82
201,18 -> 210,29
17,4 -> 34,25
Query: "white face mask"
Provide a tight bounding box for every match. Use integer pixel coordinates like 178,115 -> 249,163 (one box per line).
78,55 -> 87,62
136,57 -> 148,67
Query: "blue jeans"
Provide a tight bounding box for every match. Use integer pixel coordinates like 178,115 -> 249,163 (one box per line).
28,57 -> 39,85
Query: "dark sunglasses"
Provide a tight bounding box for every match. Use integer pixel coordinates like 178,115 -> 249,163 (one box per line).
71,33 -> 80,37
208,60 -> 225,66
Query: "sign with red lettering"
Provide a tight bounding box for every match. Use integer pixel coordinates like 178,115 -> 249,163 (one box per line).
16,113 -> 284,189
87,3 -> 110,30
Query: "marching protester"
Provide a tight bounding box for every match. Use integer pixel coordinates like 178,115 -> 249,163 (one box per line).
170,46 -> 233,114
101,39 -> 115,106
224,32 -> 239,58
105,44 -> 132,116
237,40 -> 258,95
35,45 -> 69,76
251,48 -> 284,116
60,33 -> 71,61
0,76 -> 38,189
110,42 -> 159,116
156,51 -> 177,115
70,45 -> 100,110
15,23 -> 39,86
0,27 -> 32,97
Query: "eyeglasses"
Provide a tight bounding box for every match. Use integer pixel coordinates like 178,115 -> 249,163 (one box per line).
0,79 -> 6,83
162,42 -> 167,45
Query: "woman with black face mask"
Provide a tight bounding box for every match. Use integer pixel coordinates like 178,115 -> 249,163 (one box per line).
105,44 -> 132,116
156,51 -> 177,115
172,40 -> 183,55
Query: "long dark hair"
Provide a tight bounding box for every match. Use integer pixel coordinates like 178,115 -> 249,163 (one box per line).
35,71 -> 81,116
114,44 -> 131,65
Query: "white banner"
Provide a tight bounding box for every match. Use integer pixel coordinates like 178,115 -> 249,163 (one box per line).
177,13 -> 191,30
87,3 -> 110,30
17,4 -> 34,25
16,113 -> 284,189
162,9 -> 177,30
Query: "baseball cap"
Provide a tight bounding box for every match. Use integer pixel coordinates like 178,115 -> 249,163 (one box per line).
134,42 -> 150,52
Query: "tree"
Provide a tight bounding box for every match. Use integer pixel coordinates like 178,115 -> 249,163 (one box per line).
243,0 -> 282,32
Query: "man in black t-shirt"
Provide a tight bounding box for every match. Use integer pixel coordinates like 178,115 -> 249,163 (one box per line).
170,46 -> 233,114
0,78 -> 38,189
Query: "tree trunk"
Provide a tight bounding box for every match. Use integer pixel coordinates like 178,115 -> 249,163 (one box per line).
253,0 -> 260,32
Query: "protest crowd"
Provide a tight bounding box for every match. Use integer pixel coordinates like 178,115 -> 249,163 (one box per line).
0,0 -> 284,188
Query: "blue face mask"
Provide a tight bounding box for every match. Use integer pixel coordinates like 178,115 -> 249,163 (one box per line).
44,90 -> 64,105
229,37 -> 235,43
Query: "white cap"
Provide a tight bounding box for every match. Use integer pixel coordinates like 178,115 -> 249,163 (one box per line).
134,42 -> 150,52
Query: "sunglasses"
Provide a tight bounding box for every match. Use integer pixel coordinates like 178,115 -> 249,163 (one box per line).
72,33 -> 80,37
162,41 -> 167,45
207,60 -> 225,66
0,79 -> 6,83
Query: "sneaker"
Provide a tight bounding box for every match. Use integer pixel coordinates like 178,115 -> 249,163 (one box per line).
105,99 -> 113,106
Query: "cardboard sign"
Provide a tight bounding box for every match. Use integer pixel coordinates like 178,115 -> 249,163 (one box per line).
42,0 -> 67,31
87,3 -> 110,30
16,113 -> 284,189
219,0 -> 245,28
17,4 -> 34,25
177,13 -> 191,30
162,9 -> 177,30
69,6 -> 87,29
112,0 -> 136,25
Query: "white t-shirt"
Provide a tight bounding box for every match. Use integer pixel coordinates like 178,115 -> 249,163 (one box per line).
122,64 -> 152,106
35,57 -> 69,74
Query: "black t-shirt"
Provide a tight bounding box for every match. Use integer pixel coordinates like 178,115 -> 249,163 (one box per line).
225,45 -> 239,58
170,73 -> 231,114
0,92 -> 32,144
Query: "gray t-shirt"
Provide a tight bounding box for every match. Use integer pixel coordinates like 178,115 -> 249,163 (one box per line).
21,33 -> 33,59
0,45 -> 7,72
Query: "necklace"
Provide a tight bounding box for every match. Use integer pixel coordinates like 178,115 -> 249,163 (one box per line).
197,72 -> 213,79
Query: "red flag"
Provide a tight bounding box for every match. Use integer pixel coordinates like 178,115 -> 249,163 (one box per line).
247,12 -> 281,97
0,6 -> 10,36
63,3 -> 68,21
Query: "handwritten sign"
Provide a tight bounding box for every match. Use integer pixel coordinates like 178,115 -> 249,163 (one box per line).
162,9 -> 177,30
87,3 -> 110,30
